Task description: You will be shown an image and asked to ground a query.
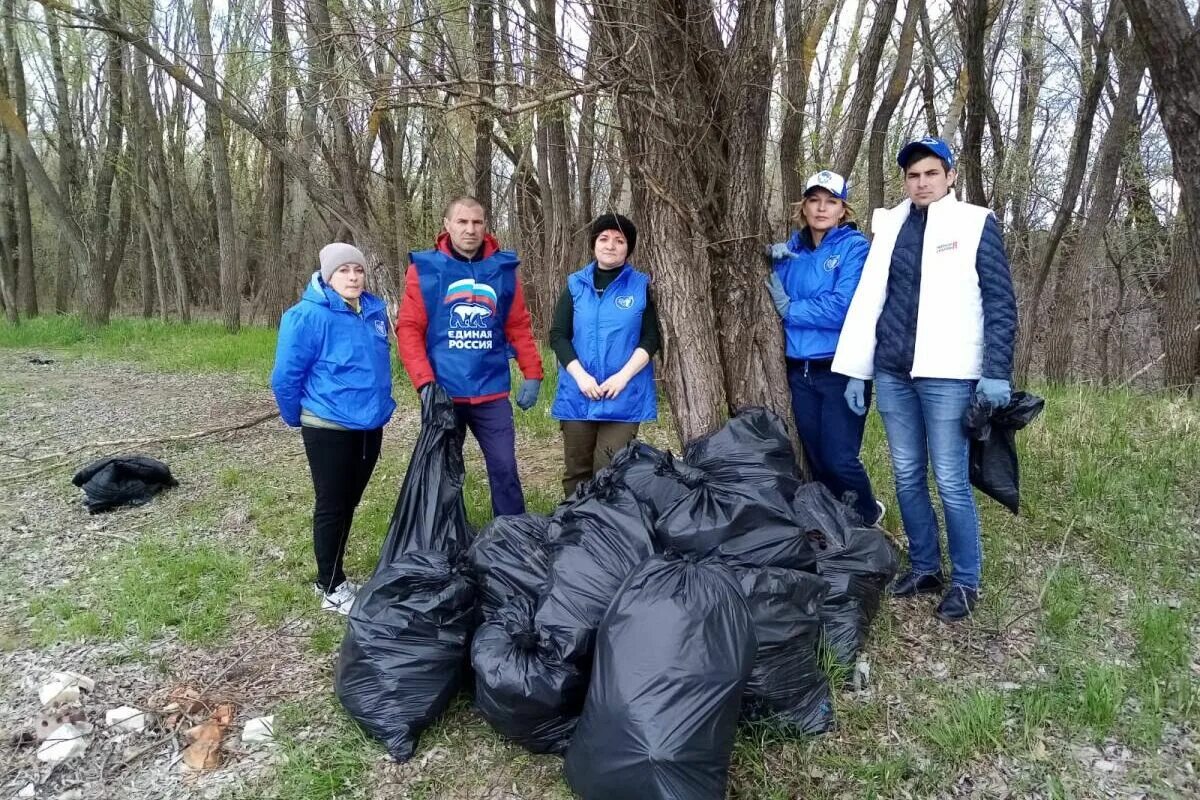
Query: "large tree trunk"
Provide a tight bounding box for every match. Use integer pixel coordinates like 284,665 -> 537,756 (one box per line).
596,0 -> 790,444
193,0 -> 240,333
1005,0 -> 1044,289
1126,0 -> 1200,392
1044,17 -> 1144,382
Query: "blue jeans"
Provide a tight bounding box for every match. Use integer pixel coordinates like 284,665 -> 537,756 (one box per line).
787,361 -> 878,523
874,371 -> 981,589
454,398 -> 526,517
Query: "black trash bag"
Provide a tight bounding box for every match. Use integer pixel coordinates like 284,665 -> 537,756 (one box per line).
467,514 -> 550,617
794,483 -> 899,668
681,407 -> 801,482
605,442 -> 695,521
655,475 -> 806,567
471,596 -> 583,754
335,551 -> 475,762
736,567 -> 835,735
564,555 -> 757,800
71,455 -> 178,514
335,383 -> 476,763
379,383 -> 470,561
535,472 -> 656,665
964,391 -> 1045,515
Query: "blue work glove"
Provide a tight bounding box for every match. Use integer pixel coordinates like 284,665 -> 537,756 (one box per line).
515,377 -> 542,411
765,242 -> 797,261
764,273 -> 791,318
976,377 -> 1012,409
844,378 -> 867,416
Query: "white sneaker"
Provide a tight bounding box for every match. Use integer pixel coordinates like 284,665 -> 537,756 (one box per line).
317,581 -> 356,616
873,500 -> 887,527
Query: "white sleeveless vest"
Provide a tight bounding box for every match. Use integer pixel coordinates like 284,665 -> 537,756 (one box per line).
833,192 -> 992,380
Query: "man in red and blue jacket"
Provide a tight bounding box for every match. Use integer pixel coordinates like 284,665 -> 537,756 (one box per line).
396,195 -> 543,516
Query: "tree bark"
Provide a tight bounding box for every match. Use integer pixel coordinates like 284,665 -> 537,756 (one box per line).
833,0 -> 899,177
867,0 -> 922,214
193,0 -> 240,333
472,0 -> 495,209
45,7 -> 77,313
955,0 -> 990,206
1126,0 -> 1200,392
1014,2 -> 1114,381
1044,16 -> 1144,382
779,0 -> 836,205
261,0 -> 289,326
5,0 -> 34,316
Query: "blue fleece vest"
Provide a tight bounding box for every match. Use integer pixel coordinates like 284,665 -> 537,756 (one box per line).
551,263 -> 657,423
412,248 -> 518,399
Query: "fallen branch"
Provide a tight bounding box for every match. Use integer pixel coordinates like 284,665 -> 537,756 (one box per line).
43,410 -> 278,464
1120,322 -> 1200,387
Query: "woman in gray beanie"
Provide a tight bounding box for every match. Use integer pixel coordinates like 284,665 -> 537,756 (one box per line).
270,243 -> 396,615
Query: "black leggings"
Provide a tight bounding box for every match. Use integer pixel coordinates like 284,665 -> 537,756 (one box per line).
301,426 -> 383,591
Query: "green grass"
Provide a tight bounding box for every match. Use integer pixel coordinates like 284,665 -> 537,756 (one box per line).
30,536 -> 249,644
7,319 -> 1200,799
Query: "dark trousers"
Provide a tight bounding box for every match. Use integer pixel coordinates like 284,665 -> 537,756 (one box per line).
302,426 -> 382,592
787,360 -> 879,522
454,398 -> 525,517
560,420 -> 641,497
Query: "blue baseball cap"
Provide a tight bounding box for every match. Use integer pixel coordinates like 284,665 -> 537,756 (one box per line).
897,136 -> 956,170
803,169 -> 850,201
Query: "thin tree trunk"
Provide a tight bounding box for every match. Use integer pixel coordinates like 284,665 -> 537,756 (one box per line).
1044,18 -> 1144,382
261,0 -> 289,326
779,0 -> 836,205
193,0 -> 240,333
868,0 -> 922,214
1014,3 -> 1114,381
46,8 -> 77,313
833,0 -> 899,177
955,0 -> 990,206
472,0 -> 495,209
5,0 -> 34,316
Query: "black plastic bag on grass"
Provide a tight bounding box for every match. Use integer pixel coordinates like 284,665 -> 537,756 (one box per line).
471,596 -> 582,754
335,550 -> 475,762
335,384 -> 476,762
563,555 -> 757,800
736,567 -> 835,735
378,383 -> 470,561
605,442 -> 695,521
71,455 -> 178,514
467,513 -> 550,616
963,391 -> 1045,514
535,472 -> 656,665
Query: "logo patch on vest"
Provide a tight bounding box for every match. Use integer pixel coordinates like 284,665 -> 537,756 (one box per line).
823,255 -> 840,272
936,241 -> 959,254
374,319 -> 387,338
444,279 -> 496,349
615,295 -> 635,310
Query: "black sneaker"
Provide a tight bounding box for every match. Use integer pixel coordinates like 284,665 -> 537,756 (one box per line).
935,586 -> 978,622
889,570 -> 945,597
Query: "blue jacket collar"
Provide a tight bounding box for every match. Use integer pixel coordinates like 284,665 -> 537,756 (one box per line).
302,272 -> 384,315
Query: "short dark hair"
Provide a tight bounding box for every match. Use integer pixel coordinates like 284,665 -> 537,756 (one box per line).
443,195 -> 486,219
902,148 -> 952,175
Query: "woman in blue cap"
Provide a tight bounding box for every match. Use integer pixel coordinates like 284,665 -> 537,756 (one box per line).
549,213 -> 660,497
766,170 -> 883,525
271,242 -> 396,615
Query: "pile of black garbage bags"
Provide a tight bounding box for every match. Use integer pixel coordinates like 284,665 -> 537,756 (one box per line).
336,386 -> 898,799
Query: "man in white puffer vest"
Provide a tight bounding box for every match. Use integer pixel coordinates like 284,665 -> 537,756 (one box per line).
833,136 -> 1017,622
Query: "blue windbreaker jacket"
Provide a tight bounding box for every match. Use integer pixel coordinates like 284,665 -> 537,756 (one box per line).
773,223 -> 870,360
270,273 -> 396,429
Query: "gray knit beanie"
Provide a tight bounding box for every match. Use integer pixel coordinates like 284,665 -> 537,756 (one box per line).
319,242 -> 367,284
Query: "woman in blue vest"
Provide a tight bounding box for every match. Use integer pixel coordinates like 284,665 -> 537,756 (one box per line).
765,170 -> 883,525
271,242 -> 396,615
549,214 -> 660,497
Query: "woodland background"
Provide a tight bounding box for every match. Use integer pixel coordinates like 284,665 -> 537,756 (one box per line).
0,0 -> 1198,439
